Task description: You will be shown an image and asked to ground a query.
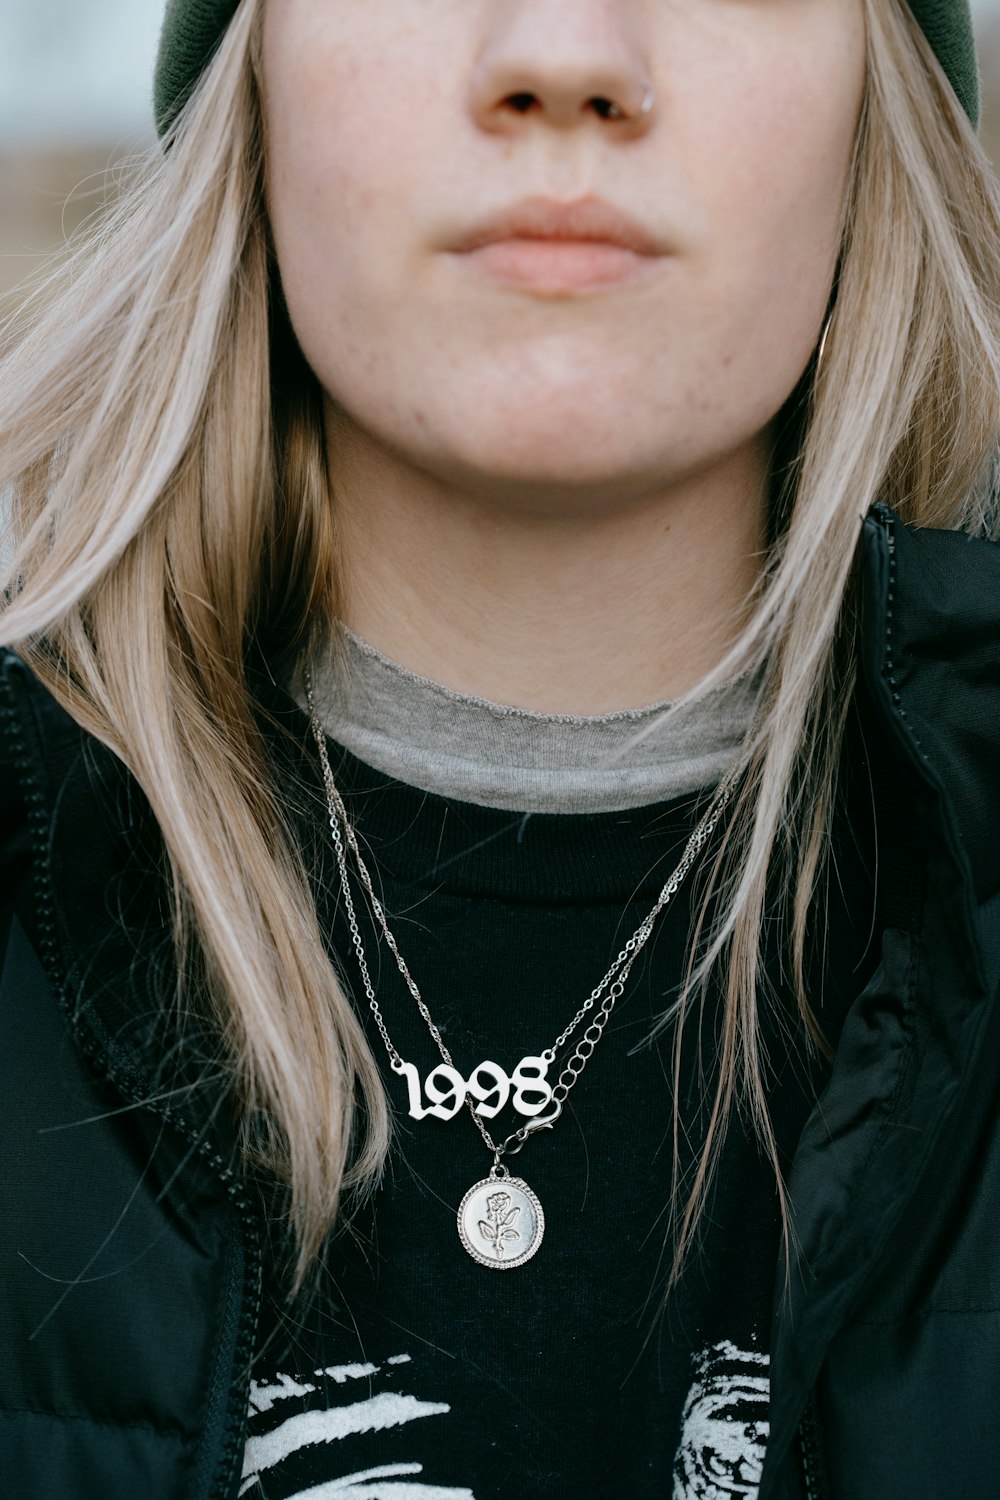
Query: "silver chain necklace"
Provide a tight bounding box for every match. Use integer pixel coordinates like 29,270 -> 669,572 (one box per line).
305,668 -> 737,1269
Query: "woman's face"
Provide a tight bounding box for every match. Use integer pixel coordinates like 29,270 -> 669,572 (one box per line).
261,0 -> 866,509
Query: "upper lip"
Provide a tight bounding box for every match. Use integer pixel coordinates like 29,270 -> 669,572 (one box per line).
453,195 -> 663,257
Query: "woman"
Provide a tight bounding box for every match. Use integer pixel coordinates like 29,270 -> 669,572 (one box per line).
2,0 -> 998,1495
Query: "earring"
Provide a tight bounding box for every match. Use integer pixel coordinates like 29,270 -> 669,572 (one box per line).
815,313 -> 834,375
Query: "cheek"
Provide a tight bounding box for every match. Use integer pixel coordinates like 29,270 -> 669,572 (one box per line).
689,31 -> 865,361
263,27 -> 433,367
662,28 -> 864,467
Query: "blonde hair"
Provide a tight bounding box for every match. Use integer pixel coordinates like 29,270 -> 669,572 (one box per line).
2,0 -> 999,1297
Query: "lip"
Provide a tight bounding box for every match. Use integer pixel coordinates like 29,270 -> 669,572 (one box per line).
449,194 -> 666,292
454,195 -> 664,257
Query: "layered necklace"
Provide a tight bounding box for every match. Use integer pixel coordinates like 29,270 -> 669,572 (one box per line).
305,669 -> 739,1270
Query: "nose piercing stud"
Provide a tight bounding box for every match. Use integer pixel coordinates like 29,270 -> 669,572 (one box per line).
604,87 -> 654,121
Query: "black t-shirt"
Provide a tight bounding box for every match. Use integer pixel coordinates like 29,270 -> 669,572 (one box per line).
241,734 -> 871,1500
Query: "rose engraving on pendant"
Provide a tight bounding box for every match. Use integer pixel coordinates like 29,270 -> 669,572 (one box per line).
457,1177 -> 545,1269
479,1191 -> 521,1258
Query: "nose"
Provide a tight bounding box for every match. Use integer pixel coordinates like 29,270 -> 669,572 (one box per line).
469,0 -> 655,135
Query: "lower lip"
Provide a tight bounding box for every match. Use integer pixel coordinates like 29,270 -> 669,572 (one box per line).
456,238 -> 660,291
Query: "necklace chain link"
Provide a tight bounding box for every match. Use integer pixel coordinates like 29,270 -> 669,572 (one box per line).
306,668 -> 737,1165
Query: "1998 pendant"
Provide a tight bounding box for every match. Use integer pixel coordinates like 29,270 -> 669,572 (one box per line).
395,1055 -> 553,1121
457,1172 -> 545,1269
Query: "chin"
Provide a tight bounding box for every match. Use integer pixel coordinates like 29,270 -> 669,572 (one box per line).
419,395 -> 661,483
423,430 -> 670,512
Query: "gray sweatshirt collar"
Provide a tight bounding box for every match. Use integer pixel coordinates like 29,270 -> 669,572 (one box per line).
299,626 -> 756,815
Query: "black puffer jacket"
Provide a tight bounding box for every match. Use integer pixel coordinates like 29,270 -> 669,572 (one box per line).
2,505 -> 1000,1500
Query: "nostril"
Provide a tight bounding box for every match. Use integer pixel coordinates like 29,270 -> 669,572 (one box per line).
504,92 -> 538,114
591,97 -> 624,120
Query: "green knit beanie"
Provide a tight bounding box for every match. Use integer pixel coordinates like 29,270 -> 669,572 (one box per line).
909,0 -> 980,124
153,0 -> 980,136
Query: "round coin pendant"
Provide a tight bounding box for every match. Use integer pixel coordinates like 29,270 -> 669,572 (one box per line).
457,1175 -> 545,1270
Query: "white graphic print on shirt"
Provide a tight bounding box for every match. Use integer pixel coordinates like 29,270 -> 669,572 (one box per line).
242,1340 -> 769,1500
673,1340 -> 770,1499
240,1352 -> 475,1499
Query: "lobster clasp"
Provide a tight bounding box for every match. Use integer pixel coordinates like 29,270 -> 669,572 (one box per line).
503,1096 -> 563,1157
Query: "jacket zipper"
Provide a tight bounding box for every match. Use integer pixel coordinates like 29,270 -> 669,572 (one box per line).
798,1390 -> 826,1500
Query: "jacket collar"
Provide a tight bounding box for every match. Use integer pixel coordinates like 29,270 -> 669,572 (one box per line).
762,504 -> 1000,1489
0,649 -> 243,1170
861,503 -> 1000,910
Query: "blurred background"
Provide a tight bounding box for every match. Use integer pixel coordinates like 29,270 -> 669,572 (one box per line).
3,0 -> 1000,307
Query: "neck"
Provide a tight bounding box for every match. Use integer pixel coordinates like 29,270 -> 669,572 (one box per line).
326,407 -> 770,715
